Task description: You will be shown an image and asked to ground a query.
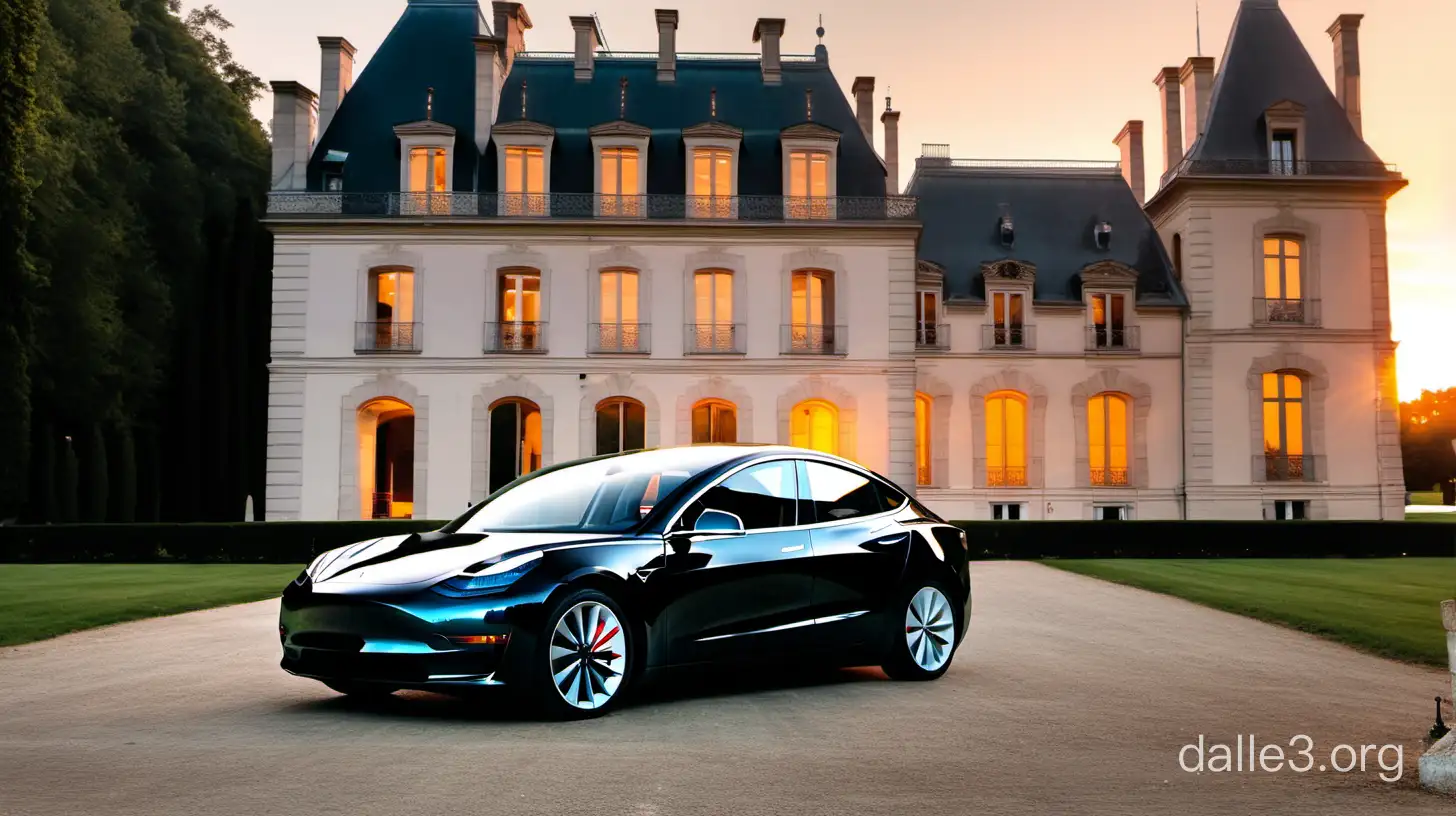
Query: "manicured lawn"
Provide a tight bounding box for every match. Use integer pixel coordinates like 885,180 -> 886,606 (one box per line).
1409,491 -> 1443,506
1046,558 -> 1456,667
0,564 -> 302,647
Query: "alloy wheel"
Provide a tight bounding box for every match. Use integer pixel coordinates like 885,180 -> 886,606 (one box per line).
904,586 -> 954,672
549,600 -> 627,710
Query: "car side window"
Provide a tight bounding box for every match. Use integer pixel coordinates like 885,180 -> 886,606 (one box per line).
684,461 -> 797,531
798,461 -> 898,524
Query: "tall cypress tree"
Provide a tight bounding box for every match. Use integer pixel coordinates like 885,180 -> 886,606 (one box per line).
83,424 -> 108,522
31,421 -> 54,523
112,423 -> 137,523
57,436 -> 78,524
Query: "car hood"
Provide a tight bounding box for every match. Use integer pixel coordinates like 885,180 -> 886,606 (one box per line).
310,530 -> 608,592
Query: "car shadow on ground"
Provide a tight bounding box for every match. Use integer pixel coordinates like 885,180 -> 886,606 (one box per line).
282,664 -> 891,723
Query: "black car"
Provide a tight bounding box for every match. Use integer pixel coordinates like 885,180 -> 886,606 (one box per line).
280,445 -> 972,718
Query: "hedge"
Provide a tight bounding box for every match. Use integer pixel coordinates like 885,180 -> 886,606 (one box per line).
953,521 -> 1456,559
0,520 -> 1450,564
0,520 -> 445,563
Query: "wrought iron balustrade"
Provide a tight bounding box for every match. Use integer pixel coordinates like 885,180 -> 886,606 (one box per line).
1255,298 -> 1321,327
685,323 -> 745,354
484,321 -> 547,353
916,323 -> 950,351
1263,454 -> 1316,483
356,321 -> 422,354
370,492 -> 393,519
1160,158 -> 1400,187
917,465 -> 932,487
986,467 -> 1029,488
1087,325 -> 1140,352
591,322 -> 650,354
982,324 -> 1035,351
782,324 -> 848,356
268,192 -> 917,222
1091,468 -> 1131,487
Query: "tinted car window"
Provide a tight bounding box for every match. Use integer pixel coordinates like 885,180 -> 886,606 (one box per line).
683,461 -> 797,531
800,461 -> 899,523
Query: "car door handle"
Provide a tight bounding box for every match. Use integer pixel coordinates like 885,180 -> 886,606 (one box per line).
780,544 -> 805,553
864,533 -> 910,551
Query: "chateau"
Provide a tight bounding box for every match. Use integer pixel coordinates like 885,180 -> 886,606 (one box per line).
264,0 -> 1405,522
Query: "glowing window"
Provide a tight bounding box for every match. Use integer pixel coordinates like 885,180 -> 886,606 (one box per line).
915,392 -> 932,486
1088,393 -> 1129,487
790,400 -> 838,455
691,399 -> 738,444
408,148 -> 447,193
986,391 -> 1028,487
503,146 -> 545,215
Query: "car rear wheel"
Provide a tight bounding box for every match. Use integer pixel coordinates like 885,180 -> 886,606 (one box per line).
323,680 -> 399,698
533,589 -> 632,719
882,581 -> 958,681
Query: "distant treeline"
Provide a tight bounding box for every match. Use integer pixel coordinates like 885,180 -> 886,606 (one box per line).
1,1 -> 271,523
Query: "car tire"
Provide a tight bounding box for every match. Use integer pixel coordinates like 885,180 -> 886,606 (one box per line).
882,579 -> 960,681
532,588 -> 634,720
323,680 -> 399,698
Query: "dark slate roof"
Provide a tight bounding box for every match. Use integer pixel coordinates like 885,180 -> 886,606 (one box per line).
303,0 -> 884,196
490,57 -> 886,196
909,168 -> 1186,306
307,0 -> 486,192
1188,0 -> 1382,165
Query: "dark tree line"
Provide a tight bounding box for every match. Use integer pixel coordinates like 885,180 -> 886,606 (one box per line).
1401,387 -> 1456,498
0,0 -> 271,523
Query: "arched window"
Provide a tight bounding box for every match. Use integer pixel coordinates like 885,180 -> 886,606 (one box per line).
488,398 -> 542,494
915,392 -> 933,486
691,399 -> 738,444
1262,236 -> 1304,322
985,391 -> 1028,487
789,269 -> 836,353
1171,233 -> 1183,281
790,399 -> 838,455
1262,371 -> 1307,481
357,397 -> 415,519
597,269 -> 643,352
691,269 -> 735,352
496,267 -> 542,351
1088,393 -> 1130,487
596,397 -> 646,455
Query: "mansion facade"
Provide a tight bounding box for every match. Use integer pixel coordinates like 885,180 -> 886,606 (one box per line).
264,0 -> 1406,522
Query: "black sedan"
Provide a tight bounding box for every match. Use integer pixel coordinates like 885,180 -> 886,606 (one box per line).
280,445 -> 972,718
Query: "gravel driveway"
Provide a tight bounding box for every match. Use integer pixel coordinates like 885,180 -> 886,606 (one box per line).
0,561 -> 1449,815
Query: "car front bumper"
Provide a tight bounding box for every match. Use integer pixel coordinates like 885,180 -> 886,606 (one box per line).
278,579 -> 547,690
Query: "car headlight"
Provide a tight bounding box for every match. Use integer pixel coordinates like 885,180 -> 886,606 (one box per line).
432,551 -> 543,598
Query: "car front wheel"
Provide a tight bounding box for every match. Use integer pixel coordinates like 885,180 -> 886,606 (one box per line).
532,589 -> 633,719
882,581 -> 959,681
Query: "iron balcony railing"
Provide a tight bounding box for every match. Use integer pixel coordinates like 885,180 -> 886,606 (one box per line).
590,322 -> 650,354
356,321 -> 422,354
1261,454 -> 1321,483
1254,298 -> 1321,327
986,467 -> 1029,488
982,324 -> 1036,351
268,192 -> 918,222
371,492 -> 393,520
917,465 -> 932,487
782,324 -> 848,356
1161,158 -> 1400,187
1091,468 -> 1131,487
685,323 -> 746,354
1087,325 -> 1141,353
484,321 -> 547,353
916,323 -> 950,351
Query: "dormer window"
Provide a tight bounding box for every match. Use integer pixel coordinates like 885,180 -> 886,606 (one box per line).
780,123 -> 839,220
1094,221 -> 1112,250
684,121 -> 743,219
1271,132 -> 1297,176
493,119 -> 556,217
394,120 -> 456,215
590,121 -> 651,218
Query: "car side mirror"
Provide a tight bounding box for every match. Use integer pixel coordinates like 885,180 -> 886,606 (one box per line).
667,509 -> 746,553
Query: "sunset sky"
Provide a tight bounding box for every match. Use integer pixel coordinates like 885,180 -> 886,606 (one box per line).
217,0 -> 1453,399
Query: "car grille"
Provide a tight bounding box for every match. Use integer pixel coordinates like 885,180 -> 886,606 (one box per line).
291,632 -> 365,651
286,648 -> 500,684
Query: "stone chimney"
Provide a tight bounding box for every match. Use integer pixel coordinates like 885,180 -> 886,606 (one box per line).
1154,67 -> 1184,174
1328,14 -> 1364,137
1114,120 -> 1146,203
491,2 -> 532,71
474,36 -> 504,153
571,15 -> 601,81
753,18 -> 785,85
269,81 -> 316,191
880,97 -> 900,195
655,9 -> 678,82
852,77 -> 875,144
316,37 -> 355,139
1179,57 -> 1215,146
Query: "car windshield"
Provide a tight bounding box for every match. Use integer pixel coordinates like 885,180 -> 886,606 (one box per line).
449,448 -> 737,534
